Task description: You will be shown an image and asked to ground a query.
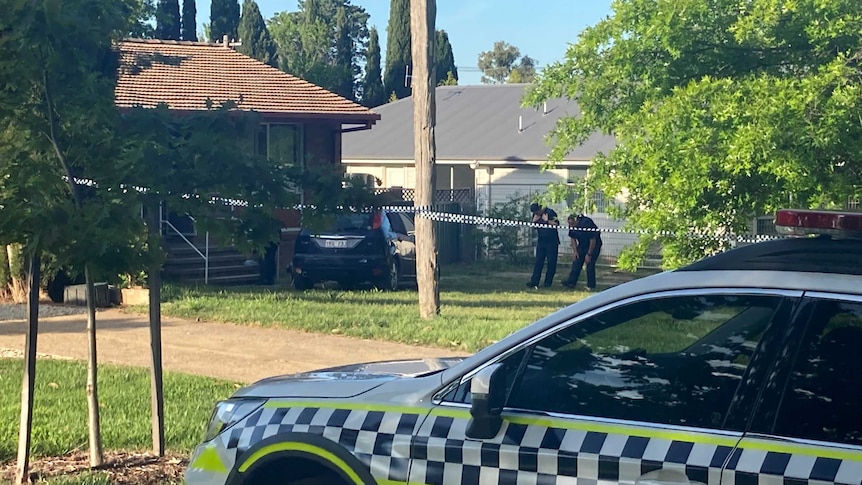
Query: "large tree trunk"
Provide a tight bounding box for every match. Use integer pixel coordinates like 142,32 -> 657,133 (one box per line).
84,265 -> 103,467
410,0 -> 440,319
15,251 -> 40,485
6,244 -> 28,303
146,202 -> 165,456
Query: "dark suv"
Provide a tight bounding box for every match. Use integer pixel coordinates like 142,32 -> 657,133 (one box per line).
290,209 -> 416,290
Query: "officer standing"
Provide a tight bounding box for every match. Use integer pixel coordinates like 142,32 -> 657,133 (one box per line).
562,213 -> 602,291
527,203 -> 560,288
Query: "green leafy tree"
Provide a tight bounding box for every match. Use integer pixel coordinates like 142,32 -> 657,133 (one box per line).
434,29 -> 457,86
0,0 -> 154,473
527,0 -> 862,269
269,0 -> 369,98
181,0 -> 197,41
155,0 -> 181,39
478,41 -> 535,84
507,55 -> 536,83
362,26 -> 385,107
383,0 -> 411,99
238,0 -> 277,66
126,0 -> 157,38
210,0 -> 240,42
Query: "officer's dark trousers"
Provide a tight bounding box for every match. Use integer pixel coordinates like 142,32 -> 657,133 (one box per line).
566,247 -> 600,289
529,243 -> 558,287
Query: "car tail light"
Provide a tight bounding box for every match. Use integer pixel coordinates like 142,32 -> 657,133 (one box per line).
775,209 -> 862,238
371,212 -> 382,230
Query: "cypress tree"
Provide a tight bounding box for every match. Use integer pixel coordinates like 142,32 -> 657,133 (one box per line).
181,0 -> 197,41
362,26 -> 385,107
237,0 -> 277,66
383,0 -> 411,100
334,6 -> 354,99
155,0 -> 181,40
434,29 -> 457,86
210,0 -> 240,43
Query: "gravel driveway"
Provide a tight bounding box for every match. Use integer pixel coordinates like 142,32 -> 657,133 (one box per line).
0,303 -> 87,321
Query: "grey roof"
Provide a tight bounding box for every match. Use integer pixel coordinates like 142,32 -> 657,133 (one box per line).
342,84 -> 616,162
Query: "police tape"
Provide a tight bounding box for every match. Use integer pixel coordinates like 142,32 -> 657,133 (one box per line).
341,204 -> 783,245
69,176 -> 781,245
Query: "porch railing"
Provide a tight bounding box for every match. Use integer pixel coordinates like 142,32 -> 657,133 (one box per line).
160,206 -> 209,284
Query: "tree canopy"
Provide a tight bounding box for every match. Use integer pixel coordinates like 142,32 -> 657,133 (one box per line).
527,0 -> 862,269
478,41 -> 536,84
238,0 -> 277,67
434,29 -> 457,86
383,0 -> 411,99
210,0 -> 240,42
361,26 -> 385,107
155,0 -> 181,40
181,0 -> 197,41
268,0 -> 370,100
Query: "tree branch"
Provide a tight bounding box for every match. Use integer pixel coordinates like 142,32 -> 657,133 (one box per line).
42,67 -> 83,209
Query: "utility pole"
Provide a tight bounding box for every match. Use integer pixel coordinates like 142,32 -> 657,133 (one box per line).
410,0 -> 440,318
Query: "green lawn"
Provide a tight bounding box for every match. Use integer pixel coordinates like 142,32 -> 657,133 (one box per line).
137,264 -> 649,352
0,359 -> 240,466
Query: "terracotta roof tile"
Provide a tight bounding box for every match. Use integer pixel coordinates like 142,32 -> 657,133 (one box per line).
116,39 -> 379,122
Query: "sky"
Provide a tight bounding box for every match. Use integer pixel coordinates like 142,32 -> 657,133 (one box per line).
196,1 -> 614,85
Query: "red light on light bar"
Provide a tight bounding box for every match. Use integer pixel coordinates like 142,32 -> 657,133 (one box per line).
775,209 -> 862,237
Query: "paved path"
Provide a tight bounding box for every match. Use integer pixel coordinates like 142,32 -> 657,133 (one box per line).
0,307 -> 464,383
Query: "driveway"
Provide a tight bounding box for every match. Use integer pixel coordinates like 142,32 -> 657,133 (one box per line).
0,306 -> 465,383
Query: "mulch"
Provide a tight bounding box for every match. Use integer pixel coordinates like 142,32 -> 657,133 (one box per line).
0,451 -> 188,484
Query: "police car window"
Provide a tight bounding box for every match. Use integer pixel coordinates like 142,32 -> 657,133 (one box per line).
771,300 -> 862,446
506,294 -> 781,430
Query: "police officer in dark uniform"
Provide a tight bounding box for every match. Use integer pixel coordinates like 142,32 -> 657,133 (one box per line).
527,203 -> 560,288
562,213 -> 602,291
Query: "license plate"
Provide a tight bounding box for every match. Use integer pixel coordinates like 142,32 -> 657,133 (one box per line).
324,240 -> 348,249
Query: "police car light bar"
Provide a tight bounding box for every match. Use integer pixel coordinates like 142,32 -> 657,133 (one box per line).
775,209 -> 862,238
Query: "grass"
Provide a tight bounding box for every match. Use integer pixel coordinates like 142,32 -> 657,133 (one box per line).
136,264 -> 653,352
0,358 -> 241,464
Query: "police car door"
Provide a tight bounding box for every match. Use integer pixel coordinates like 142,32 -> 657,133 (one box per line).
413,290 -> 799,484
733,294 -> 862,484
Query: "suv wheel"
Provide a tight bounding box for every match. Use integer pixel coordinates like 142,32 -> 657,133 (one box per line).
293,275 -> 312,290
375,261 -> 400,291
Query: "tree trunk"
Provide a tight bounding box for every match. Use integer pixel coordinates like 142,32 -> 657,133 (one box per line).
146,202 -> 165,456
84,265 -> 103,467
15,251 -> 40,485
6,244 -> 27,303
410,0 -> 440,319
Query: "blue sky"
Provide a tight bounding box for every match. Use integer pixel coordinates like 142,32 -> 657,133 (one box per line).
197,1 -> 614,85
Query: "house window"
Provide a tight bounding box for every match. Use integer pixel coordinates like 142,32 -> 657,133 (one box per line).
258,123 -> 303,168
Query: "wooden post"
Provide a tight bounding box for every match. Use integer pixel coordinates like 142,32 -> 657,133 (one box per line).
15,251 -> 40,485
147,202 -> 165,456
410,0 -> 440,318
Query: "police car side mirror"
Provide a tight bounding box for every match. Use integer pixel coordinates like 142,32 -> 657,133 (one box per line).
465,363 -> 505,439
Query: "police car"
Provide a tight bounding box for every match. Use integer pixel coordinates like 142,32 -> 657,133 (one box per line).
185,209 -> 862,485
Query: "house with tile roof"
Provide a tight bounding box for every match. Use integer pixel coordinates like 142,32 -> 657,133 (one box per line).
116,38 -> 380,284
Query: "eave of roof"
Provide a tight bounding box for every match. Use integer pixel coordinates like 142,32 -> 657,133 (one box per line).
115,39 -> 380,123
